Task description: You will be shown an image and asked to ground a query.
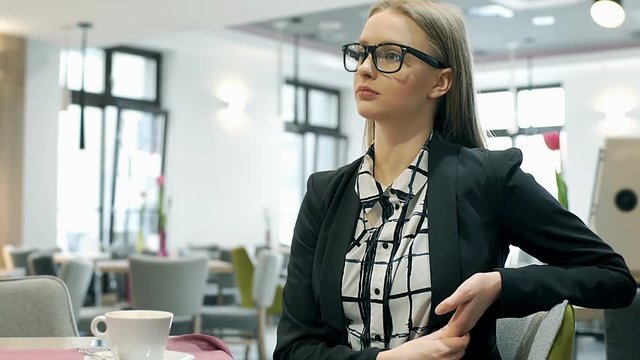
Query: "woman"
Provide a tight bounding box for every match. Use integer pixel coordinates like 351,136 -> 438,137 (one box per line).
274,0 -> 636,359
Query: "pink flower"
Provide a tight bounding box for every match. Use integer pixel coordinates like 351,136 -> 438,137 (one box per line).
543,131 -> 560,151
156,175 -> 165,186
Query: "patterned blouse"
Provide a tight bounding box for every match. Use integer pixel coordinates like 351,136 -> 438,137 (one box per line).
342,136 -> 433,350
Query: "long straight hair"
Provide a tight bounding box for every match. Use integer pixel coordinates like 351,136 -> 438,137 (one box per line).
365,0 -> 485,149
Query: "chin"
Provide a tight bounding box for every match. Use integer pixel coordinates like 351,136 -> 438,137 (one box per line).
356,102 -> 383,120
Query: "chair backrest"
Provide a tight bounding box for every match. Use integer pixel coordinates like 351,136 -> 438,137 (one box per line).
9,248 -> 37,275
129,255 -> 208,317
0,276 -> 79,336
27,251 -> 58,276
1,244 -> 15,269
58,259 -> 94,320
231,247 -> 254,308
252,250 -> 283,309
497,300 -> 574,360
604,288 -> 640,360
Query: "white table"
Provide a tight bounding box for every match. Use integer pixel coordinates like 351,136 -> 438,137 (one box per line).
0,267 -> 26,278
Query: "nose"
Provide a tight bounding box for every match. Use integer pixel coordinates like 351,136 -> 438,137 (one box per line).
356,52 -> 376,78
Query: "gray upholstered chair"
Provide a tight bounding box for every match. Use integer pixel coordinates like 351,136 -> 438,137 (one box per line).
0,276 -> 78,336
27,251 -> 58,276
58,259 -> 94,319
129,254 -> 209,334
496,300 -> 575,360
604,288 -> 640,360
201,249 -> 283,360
56,257 -> 120,334
9,248 -> 37,275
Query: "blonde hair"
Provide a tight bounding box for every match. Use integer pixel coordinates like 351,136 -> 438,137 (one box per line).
365,0 -> 485,149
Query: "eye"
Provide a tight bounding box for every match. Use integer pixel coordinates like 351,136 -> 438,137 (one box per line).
378,49 -> 402,62
346,47 -> 365,61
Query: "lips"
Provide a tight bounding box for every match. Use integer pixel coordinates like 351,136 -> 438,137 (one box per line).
356,86 -> 379,100
357,85 -> 379,95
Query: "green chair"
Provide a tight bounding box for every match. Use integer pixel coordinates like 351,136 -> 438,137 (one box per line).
231,247 -> 283,315
201,249 -> 283,360
497,300 -> 575,360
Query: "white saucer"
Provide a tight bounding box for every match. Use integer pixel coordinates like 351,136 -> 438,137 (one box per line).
84,349 -> 195,360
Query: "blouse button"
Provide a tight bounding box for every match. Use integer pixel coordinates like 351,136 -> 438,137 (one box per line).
374,288 -> 381,295
394,203 -> 400,210
382,243 -> 389,249
373,334 -> 382,341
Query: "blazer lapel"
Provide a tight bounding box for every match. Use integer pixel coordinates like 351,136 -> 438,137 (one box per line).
427,133 -> 462,332
319,166 -> 361,336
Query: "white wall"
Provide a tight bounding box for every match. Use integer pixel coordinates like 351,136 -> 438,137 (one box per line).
138,29 -> 361,250
474,48 -> 640,223
21,40 -> 61,249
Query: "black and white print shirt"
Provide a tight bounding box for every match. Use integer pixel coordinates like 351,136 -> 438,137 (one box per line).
342,136 -> 433,350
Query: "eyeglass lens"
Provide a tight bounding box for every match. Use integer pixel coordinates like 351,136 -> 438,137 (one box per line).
344,44 -> 404,73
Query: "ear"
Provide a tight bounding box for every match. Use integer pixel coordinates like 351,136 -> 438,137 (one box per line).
428,68 -> 453,99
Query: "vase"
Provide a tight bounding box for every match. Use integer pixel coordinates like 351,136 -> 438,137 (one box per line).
158,229 -> 168,257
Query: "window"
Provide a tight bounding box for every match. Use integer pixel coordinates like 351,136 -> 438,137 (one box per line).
57,46 -> 167,252
477,85 -> 565,197
279,80 -> 348,245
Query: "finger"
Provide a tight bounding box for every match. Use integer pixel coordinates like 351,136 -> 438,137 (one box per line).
445,303 -> 472,336
435,285 -> 473,315
450,350 -> 466,360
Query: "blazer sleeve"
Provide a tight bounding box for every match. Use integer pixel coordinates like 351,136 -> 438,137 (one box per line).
491,148 -> 636,318
274,173 -> 382,360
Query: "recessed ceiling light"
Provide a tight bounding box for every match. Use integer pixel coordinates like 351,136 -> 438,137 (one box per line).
532,16 -> 556,26
492,0 -> 583,11
318,21 -> 343,31
272,20 -> 288,30
468,5 -> 515,19
591,0 -> 626,29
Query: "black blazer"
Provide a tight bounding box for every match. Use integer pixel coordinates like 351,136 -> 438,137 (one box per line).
274,132 -> 635,360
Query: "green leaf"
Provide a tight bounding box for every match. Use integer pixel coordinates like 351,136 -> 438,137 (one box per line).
556,171 -> 569,209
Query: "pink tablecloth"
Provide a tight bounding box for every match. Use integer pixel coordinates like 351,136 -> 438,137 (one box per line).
0,334 -> 234,360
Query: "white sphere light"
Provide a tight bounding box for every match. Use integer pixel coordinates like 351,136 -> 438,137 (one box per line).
591,0 -> 625,29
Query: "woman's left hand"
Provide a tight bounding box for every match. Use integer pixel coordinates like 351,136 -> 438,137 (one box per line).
434,272 -> 502,338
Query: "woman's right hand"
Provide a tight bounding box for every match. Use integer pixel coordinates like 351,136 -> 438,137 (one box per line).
375,328 -> 469,360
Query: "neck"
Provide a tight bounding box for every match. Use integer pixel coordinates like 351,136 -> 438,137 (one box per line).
373,119 -> 433,187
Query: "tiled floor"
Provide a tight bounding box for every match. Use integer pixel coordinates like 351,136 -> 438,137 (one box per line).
226,325 -> 606,360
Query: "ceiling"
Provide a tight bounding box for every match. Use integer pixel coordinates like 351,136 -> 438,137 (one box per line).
0,0 -> 639,63
243,0 -> 640,63
0,0 -> 372,45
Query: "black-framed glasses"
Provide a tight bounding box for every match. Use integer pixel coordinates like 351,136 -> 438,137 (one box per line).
342,42 -> 448,74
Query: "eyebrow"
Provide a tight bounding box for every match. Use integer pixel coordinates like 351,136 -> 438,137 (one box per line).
358,39 -> 404,45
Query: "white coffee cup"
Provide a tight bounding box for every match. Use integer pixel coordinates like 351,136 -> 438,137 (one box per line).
90,310 -> 173,360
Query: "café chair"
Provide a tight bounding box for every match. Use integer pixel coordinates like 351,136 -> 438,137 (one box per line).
201,249 -> 283,360
231,247 -> 283,316
27,251 -> 58,276
0,275 -> 79,336
129,254 -> 209,334
604,288 -> 640,360
9,248 -> 37,275
1,244 -> 15,269
57,258 -> 123,334
496,300 -> 575,360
